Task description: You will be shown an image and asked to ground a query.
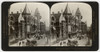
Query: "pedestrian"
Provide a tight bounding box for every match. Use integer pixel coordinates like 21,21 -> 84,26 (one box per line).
60,41 -> 62,46
19,41 -> 21,46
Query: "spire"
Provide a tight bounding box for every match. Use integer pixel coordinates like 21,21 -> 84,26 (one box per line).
75,8 -> 82,19
22,4 -> 30,15
34,8 -> 41,19
75,8 -> 81,16
59,10 -> 66,23
63,3 -> 71,15
34,8 -> 39,16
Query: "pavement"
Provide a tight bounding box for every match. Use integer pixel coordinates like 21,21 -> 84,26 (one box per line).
50,36 -> 91,46
9,34 -> 49,46
9,34 -> 92,47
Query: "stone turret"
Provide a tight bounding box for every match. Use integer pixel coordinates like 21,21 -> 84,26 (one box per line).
75,8 -> 82,19
59,10 -> 66,23
22,4 -> 30,15
22,4 -> 31,38
59,10 -> 66,38
18,13 -> 25,39
34,8 -> 41,33
75,8 -> 82,32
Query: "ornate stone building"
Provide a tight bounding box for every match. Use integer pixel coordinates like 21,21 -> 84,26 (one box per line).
9,4 -> 45,40
51,4 -> 87,39
59,10 -> 67,38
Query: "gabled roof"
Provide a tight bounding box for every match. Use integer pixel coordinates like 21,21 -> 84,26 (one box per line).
18,13 -> 24,23
59,11 -> 66,23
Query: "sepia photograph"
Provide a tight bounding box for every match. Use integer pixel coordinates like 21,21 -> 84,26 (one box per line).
50,3 -> 92,46
2,1 -> 98,51
8,2 -> 50,46
8,2 -> 92,47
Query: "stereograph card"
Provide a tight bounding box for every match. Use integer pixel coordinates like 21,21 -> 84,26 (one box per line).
2,1 -> 99,51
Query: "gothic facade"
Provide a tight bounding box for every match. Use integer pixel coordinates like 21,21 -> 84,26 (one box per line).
51,4 -> 87,39
8,4 -> 46,40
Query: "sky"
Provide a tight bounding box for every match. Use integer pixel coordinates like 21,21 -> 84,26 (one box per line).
51,2 -> 92,27
10,2 -> 92,27
9,2 -> 50,27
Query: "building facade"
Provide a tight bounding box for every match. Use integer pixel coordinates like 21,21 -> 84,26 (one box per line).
9,4 -> 45,40
51,4 -> 87,39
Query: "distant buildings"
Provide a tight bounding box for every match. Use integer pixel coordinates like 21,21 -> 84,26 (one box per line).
51,4 -> 87,39
8,4 -> 46,40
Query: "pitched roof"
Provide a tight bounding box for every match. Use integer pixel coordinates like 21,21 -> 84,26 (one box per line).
22,4 -> 30,15
59,11 -> 66,23
75,8 -> 81,16
63,4 -> 71,15
18,13 -> 24,23
34,8 -> 41,19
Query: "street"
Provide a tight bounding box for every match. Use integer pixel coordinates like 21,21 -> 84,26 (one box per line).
9,33 -> 92,47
